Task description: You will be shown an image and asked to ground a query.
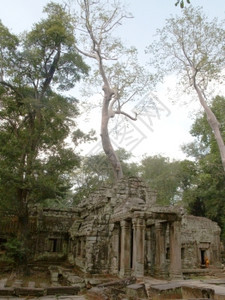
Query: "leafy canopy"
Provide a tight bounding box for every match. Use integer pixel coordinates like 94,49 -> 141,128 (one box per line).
0,2 -> 89,212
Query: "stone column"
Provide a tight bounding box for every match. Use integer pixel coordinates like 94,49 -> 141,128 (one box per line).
145,226 -> 151,275
111,223 -> 120,274
155,222 -> 167,278
169,221 -> 183,279
132,217 -> 145,277
120,220 -> 131,277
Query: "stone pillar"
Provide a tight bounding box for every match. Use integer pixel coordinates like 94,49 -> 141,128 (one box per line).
132,217 -> 145,277
120,220 -> 131,277
145,226 -> 151,275
169,221 -> 183,279
111,223 -> 120,274
155,222 -> 167,278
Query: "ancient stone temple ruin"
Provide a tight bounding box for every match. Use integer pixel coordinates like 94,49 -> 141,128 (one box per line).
0,177 -> 222,280
68,177 -> 221,279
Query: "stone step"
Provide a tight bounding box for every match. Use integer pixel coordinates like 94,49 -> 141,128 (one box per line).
12,279 -> 23,287
28,281 -> 36,288
0,278 -> 7,288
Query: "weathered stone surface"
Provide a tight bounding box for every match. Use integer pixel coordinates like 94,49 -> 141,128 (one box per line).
0,279 -> 7,288
0,287 -> 14,296
12,279 -> 23,287
0,177 -> 222,281
126,283 -> 147,299
14,287 -> 45,297
150,282 -> 182,292
181,285 -> 215,299
46,286 -> 80,295
28,281 -> 36,288
86,287 -> 108,300
98,277 -> 136,288
149,282 -> 182,299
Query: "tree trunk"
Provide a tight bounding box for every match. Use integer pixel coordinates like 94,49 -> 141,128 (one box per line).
17,190 -> 30,275
194,82 -> 225,171
101,96 -> 123,181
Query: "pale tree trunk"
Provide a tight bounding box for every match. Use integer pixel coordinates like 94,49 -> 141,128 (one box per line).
101,91 -> 123,181
76,0 -> 136,182
194,80 -> 225,171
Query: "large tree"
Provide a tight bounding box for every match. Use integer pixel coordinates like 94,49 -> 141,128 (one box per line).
182,96 -> 225,240
147,6 -> 225,171
73,0 -> 152,181
140,155 -> 183,205
73,148 -> 139,204
0,3 -> 88,268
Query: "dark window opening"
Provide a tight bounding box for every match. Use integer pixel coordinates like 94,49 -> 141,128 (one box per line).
181,248 -> 185,259
49,238 -> 58,252
0,238 -> 7,252
78,239 -> 81,256
166,247 -> 170,259
201,249 -> 206,265
130,228 -> 133,269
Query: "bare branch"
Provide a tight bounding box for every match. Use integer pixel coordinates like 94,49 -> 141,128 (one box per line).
115,110 -> 137,121
75,45 -> 97,59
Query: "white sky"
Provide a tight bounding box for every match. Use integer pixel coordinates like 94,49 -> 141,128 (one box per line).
1,0 -> 225,161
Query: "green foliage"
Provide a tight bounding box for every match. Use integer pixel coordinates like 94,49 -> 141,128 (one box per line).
148,6 -> 225,94
0,3 -> 90,214
73,148 -> 139,204
182,96 -> 225,241
140,155 -> 183,205
4,238 -> 27,266
175,0 -> 190,8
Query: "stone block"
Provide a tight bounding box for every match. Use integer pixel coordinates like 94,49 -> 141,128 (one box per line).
126,283 -> 147,299
215,294 -> 225,300
181,285 -> 215,299
86,287 -> 108,300
27,281 -> 36,288
0,287 -> 14,296
0,279 -> 7,288
12,279 -> 23,287
149,283 -> 182,299
14,287 -> 45,297
46,286 -> 80,295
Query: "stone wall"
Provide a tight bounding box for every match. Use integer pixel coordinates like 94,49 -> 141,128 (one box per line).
68,177 -> 222,278
181,215 -> 221,269
0,177 -> 222,278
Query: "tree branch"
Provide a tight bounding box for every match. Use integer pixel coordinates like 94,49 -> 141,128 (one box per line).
0,80 -> 23,99
115,110 -> 137,121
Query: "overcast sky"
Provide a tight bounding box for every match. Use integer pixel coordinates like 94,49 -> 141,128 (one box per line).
1,0 -> 225,161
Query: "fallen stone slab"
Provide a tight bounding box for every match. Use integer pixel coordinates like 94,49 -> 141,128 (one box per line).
215,294 -> 225,300
126,283 -> 147,299
14,287 -> 45,297
57,297 -> 87,300
211,285 -> 225,300
202,279 -> 225,285
86,287 -> 109,300
181,285 -> 215,299
28,281 -> 36,288
0,278 -> 7,288
0,287 -> 15,296
12,279 -> 23,287
98,276 -> 136,288
46,286 -> 80,295
150,282 -> 182,291
0,298 -> 26,300
149,282 -> 182,299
